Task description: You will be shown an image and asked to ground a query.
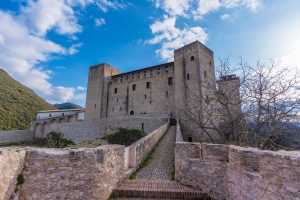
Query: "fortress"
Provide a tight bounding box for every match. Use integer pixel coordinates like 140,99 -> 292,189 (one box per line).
84,40 -> 240,141
85,41 -> 216,119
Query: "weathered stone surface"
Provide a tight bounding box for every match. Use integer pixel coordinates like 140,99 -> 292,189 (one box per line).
17,145 -> 125,200
175,142 -> 300,200
0,130 -> 32,145
0,148 -> 26,200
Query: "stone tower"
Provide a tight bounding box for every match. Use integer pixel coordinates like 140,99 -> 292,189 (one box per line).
174,41 -> 216,118
85,64 -> 120,120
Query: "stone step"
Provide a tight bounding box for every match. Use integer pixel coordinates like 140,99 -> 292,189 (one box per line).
114,180 -> 207,199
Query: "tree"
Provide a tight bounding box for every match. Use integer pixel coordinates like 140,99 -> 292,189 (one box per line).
180,58 -> 300,150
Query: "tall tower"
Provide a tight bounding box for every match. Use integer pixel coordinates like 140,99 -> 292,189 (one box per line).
85,64 -> 120,120
174,41 -> 216,118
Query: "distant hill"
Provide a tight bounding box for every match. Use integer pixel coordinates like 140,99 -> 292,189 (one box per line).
54,102 -> 83,110
0,69 -> 55,130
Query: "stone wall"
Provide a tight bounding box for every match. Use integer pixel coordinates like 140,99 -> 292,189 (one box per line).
0,148 -> 26,200
0,130 -> 32,145
49,116 -> 168,143
17,145 -> 125,200
126,120 -> 169,169
175,142 -> 300,199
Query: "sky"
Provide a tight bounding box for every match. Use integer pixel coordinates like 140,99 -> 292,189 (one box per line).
0,0 -> 299,107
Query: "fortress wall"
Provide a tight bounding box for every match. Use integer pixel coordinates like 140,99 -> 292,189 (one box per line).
0,148 -> 26,200
18,145 -> 125,200
49,116 -> 168,143
126,119 -> 169,168
108,63 -> 175,118
0,130 -> 32,145
175,142 -> 300,200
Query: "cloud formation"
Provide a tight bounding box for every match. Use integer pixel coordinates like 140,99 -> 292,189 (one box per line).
0,0 -> 125,104
150,0 -> 262,61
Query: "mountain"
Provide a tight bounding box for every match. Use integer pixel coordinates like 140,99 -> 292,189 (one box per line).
54,102 -> 83,110
0,69 -> 55,130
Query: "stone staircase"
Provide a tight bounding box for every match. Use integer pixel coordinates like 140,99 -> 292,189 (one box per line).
114,180 -> 207,199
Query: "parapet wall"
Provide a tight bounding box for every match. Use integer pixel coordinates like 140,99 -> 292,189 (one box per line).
0,130 -> 32,145
175,142 -> 300,199
49,116 -> 168,143
126,119 -> 169,169
0,148 -> 26,200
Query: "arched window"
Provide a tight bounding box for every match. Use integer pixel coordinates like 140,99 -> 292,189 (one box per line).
130,111 -> 134,115
186,73 -> 190,80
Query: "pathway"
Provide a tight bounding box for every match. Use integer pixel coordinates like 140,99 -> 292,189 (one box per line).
135,125 -> 176,180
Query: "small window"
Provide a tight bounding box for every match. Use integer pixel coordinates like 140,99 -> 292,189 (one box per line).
112,107 -> 114,111
191,56 -> 195,61
168,77 -> 173,86
142,123 -> 144,131
62,113 -> 64,116
144,71 -> 147,77
187,73 -> 190,80
146,82 -> 151,89
95,104 -> 96,109
120,107 -> 122,111
164,91 -> 169,97
130,111 -> 134,115
144,94 -> 147,99
132,84 -> 136,91
116,97 -> 119,102
49,114 -> 52,117
204,71 -> 207,78
209,61 -> 212,66
188,136 -> 193,142
132,73 -> 135,79
114,88 -> 118,94
165,67 -> 169,73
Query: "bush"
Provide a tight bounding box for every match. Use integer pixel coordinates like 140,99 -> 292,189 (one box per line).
46,131 -> 75,148
106,128 -> 145,146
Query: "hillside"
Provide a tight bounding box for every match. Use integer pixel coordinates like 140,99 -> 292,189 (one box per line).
0,69 -> 55,130
54,102 -> 83,110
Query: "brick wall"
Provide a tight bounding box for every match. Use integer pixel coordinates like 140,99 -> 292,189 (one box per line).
175,142 -> 300,199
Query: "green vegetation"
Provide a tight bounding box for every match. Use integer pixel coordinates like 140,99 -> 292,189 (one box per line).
54,102 -> 83,110
106,128 -> 145,146
0,69 -> 55,130
17,174 -> 25,186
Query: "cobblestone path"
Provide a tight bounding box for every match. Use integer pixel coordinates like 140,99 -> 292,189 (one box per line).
135,126 -> 176,180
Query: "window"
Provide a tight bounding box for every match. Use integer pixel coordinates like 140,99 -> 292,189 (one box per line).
142,123 -> 144,131
94,104 -> 96,109
49,114 -> 52,117
132,84 -> 136,91
164,91 -> 169,97
165,66 -> 169,73
116,98 -> 118,102
150,70 -> 153,75
146,82 -> 151,89
168,77 -> 173,86
112,107 -> 114,111
191,56 -> 195,61
209,61 -> 212,66
188,136 -> 193,142
114,88 -> 118,94
157,67 -> 161,74
204,71 -> 207,78
130,111 -> 134,115
132,73 -> 134,79
144,94 -> 147,99
186,73 -> 190,80
144,71 -> 147,77
62,113 -> 64,116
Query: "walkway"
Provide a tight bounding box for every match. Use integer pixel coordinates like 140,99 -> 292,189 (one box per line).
135,125 -> 176,180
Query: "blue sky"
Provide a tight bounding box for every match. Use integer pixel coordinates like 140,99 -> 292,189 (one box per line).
0,0 -> 299,107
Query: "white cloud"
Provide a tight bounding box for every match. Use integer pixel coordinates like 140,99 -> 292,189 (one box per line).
192,0 -> 221,19
155,0 -> 190,17
220,13 -> 231,20
77,86 -> 87,91
0,0 -> 125,104
95,18 -> 106,26
147,17 -> 208,61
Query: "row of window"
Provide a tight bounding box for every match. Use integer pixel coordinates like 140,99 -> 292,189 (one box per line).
114,78 -> 173,94
111,66 -> 173,83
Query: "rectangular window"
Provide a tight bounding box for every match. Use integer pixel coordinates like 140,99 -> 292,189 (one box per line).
132,84 -> 136,91
187,73 -> 190,80
146,82 -> 151,89
204,71 -> 207,78
114,88 -> 117,94
168,77 -> 173,86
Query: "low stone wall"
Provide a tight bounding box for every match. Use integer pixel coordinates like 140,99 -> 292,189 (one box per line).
175,142 -> 300,199
126,119 -> 170,169
0,130 -> 32,145
0,148 -> 26,200
175,118 -> 183,142
0,145 -> 126,200
49,116 -> 168,143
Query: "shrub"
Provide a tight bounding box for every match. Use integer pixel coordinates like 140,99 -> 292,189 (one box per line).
106,128 -> 145,146
46,131 -> 75,148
